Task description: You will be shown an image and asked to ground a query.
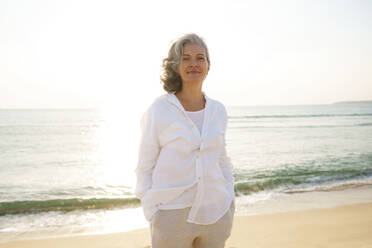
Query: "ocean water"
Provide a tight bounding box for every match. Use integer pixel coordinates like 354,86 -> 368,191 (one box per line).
1,103 -> 372,242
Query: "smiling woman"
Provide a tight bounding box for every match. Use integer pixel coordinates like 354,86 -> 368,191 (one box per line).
135,33 -> 235,248
160,34 -> 210,95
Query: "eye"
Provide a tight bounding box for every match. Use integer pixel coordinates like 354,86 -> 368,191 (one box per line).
198,57 -> 205,61
182,57 -> 190,61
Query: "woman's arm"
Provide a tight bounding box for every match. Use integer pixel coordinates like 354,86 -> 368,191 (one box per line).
219,104 -> 235,197
134,107 -> 160,199
219,134 -> 235,197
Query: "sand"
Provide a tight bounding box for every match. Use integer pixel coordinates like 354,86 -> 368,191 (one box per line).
1,202 -> 371,248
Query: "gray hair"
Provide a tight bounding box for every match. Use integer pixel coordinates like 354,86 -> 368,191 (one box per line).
161,33 -> 210,93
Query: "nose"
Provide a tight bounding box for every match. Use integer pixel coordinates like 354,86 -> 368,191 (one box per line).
190,58 -> 198,66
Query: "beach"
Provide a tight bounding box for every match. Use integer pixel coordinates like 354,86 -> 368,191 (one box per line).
1,202 -> 371,248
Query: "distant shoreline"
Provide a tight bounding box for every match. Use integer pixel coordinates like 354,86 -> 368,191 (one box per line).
333,100 -> 372,104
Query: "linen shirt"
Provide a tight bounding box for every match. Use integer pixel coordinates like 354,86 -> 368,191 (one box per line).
134,92 -> 235,224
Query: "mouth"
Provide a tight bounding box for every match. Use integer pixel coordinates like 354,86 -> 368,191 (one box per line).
187,71 -> 201,74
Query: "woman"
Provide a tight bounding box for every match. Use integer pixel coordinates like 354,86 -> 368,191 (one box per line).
135,33 -> 235,248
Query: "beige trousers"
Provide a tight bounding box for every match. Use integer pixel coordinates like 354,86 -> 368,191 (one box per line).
150,201 -> 235,248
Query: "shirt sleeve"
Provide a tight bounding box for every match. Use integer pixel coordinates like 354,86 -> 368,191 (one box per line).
219,134 -> 235,196
219,105 -> 235,197
134,106 -> 160,199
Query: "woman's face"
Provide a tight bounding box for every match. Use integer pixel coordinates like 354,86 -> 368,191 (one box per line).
178,43 -> 209,86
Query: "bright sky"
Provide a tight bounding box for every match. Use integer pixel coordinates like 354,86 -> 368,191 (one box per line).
1,0 -> 371,109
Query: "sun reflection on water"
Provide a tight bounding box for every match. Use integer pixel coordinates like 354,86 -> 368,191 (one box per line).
91,106 -> 142,194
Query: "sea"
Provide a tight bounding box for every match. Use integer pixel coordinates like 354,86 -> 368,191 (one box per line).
1,102 -> 372,242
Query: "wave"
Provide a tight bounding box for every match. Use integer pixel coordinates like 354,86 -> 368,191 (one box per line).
234,177 -> 301,195
0,197 -> 140,216
359,122 -> 372,126
234,175 -> 372,196
233,164 -> 372,196
228,113 -> 372,120
284,182 -> 372,194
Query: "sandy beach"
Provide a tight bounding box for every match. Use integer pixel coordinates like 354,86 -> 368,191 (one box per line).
1,202 -> 371,248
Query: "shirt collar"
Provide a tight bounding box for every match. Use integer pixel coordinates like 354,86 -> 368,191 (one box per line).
167,92 -> 209,112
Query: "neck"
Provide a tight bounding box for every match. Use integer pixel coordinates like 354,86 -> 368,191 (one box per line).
175,83 -> 205,111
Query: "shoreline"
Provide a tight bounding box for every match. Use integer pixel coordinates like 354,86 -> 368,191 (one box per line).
1,184 -> 372,245
1,202 -> 371,248
236,183 -> 372,216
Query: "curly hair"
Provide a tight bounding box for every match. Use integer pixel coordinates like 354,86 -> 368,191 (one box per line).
161,33 -> 210,93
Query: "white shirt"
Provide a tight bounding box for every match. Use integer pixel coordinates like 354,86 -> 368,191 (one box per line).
155,109 -> 205,210
134,92 -> 235,224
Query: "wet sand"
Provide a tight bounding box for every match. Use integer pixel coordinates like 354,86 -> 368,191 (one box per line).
1,202 -> 371,248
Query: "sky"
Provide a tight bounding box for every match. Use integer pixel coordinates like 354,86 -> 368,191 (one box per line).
1,0 -> 371,109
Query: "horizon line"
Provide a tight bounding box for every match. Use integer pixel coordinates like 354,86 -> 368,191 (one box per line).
1,100 -> 372,110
